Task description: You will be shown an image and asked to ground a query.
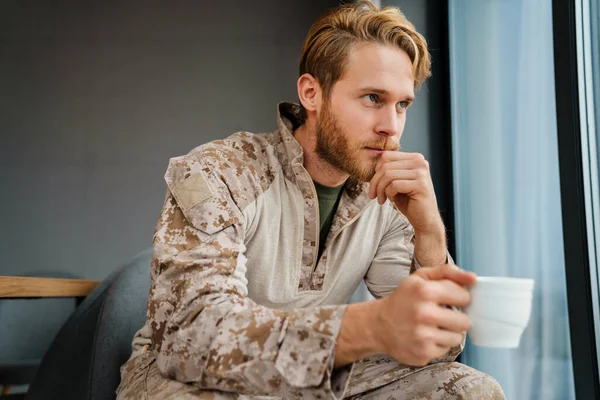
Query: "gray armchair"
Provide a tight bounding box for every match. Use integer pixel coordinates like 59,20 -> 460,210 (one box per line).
26,249 -> 152,400
0,272 -> 80,398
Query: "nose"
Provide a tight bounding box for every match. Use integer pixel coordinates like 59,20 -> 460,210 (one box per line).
375,106 -> 402,139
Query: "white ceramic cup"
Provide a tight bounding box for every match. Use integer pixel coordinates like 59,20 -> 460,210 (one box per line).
463,276 -> 535,348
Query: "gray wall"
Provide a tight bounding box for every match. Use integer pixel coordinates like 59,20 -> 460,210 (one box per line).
0,0 -> 439,281
0,0 -> 339,279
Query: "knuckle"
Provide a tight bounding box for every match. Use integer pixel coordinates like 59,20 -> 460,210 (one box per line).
429,343 -> 442,356
382,175 -> 393,186
415,281 -> 436,301
422,344 -> 437,360
442,263 -> 457,274
409,275 -> 423,288
414,358 -> 429,367
414,326 -> 434,346
412,345 -> 429,363
413,326 -> 427,341
414,305 -> 434,324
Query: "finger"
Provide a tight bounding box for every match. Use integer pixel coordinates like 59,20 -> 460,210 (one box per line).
433,345 -> 452,360
417,264 -> 477,286
375,170 -> 419,204
430,305 -> 471,331
377,171 -> 419,204
377,159 -> 419,172
369,169 -> 394,201
416,303 -> 471,331
433,328 -> 465,348
369,169 -> 383,199
369,162 -> 385,199
432,280 -> 473,307
415,281 -> 470,310
370,159 -> 424,199
429,344 -> 452,362
379,151 -> 426,164
383,180 -> 421,204
369,162 -> 394,199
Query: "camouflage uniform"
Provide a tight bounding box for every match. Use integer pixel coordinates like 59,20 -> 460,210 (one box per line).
116,103 -> 505,399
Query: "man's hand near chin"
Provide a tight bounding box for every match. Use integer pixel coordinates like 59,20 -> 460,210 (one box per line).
369,151 -> 447,267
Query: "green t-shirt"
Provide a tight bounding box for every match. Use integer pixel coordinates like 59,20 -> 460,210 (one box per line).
313,180 -> 345,260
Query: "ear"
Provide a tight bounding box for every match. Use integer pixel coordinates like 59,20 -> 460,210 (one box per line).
297,73 -> 322,112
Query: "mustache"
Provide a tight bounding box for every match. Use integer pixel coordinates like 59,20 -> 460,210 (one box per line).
362,141 -> 400,151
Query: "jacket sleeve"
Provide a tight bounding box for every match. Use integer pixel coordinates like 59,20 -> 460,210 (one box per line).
363,205 -> 463,362
147,154 -> 352,398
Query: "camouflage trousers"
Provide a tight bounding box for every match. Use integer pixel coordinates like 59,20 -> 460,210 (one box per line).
117,352 -> 505,400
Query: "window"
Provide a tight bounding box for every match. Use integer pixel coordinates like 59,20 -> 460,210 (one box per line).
449,1 -> 575,398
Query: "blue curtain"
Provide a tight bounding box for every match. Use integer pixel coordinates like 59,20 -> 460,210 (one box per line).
448,0 -> 575,399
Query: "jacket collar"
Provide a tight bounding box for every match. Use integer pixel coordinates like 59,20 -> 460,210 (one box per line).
275,101 -> 372,222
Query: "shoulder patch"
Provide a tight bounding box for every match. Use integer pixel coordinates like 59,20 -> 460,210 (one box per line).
164,154 -> 242,235
171,173 -> 212,211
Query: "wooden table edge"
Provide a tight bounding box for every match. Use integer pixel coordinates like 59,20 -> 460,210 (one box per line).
0,276 -> 102,298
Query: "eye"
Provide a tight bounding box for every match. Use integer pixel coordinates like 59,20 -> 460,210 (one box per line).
397,101 -> 410,112
365,93 -> 379,103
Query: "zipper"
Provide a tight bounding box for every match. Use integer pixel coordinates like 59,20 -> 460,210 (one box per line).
309,179 -> 320,273
311,192 -> 373,274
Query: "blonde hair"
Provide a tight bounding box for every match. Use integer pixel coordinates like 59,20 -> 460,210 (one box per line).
299,1 -> 431,100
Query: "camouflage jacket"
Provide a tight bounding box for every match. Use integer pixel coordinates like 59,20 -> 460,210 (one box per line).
128,102 -> 460,398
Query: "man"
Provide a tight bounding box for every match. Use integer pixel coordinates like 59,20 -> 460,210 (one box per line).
117,2 -> 505,399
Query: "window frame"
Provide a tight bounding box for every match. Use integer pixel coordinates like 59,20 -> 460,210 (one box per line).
552,0 -> 600,397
